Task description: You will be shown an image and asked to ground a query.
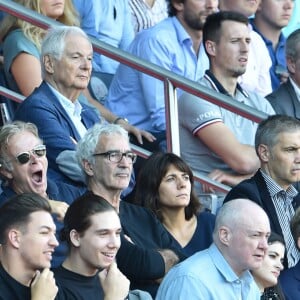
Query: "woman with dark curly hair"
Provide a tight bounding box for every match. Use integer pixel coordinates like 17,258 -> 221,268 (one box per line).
135,151 -> 215,256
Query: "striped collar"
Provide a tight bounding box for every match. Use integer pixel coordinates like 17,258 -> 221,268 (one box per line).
204,70 -> 249,98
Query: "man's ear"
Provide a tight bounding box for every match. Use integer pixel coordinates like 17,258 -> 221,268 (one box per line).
286,56 -> 296,75
8,229 -> 22,249
219,226 -> 231,246
70,229 -> 81,248
43,54 -> 55,74
257,144 -> 270,163
205,40 -> 216,57
0,166 -> 14,180
82,159 -> 94,176
172,0 -> 184,13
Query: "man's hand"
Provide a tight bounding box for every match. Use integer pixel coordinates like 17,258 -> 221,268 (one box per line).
118,121 -> 156,145
48,199 -> 69,222
99,262 -> 130,300
202,169 -> 254,193
31,268 -> 58,300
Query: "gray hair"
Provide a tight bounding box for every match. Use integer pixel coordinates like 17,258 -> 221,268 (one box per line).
0,121 -> 42,173
286,29 -> 300,61
255,115 -> 300,155
76,123 -> 129,168
41,25 -> 91,76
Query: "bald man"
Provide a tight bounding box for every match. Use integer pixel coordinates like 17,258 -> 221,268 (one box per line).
157,199 -> 271,300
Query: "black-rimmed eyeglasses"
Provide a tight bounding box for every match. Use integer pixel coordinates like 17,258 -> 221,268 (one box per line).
93,150 -> 137,163
12,145 -> 46,165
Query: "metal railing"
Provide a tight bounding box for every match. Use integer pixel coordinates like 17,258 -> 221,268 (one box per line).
0,0 -> 270,193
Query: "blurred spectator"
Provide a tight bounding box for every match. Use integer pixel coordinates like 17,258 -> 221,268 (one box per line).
267,29 -> 300,118
135,152 -> 215,256
156,199 -> 270,300
179,11 -> 274,199
76,123 -> 184,297
13,26 -> 154,187
0,121 -> 83,267
252,232 -> 286,300
106,0 -> 218,151
283,0 -> 300,37
0,193 -> 58,299
129,0 -> 168,35
280,206 -> 300,299
225,115 -> 300,268
91,0 -> 134,75
251,0 -> 294,90
0,0 -> 79,96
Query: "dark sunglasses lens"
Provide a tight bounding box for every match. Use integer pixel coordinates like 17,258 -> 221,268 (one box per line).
17,153 -> 30,164
34,149 -> 46,157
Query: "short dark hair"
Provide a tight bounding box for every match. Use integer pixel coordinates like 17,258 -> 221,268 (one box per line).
268,231 -> 285,246
135,152 -> 201,221
0,193 -> 51,244
286,28 -> 300,61
255,115 -> 300,155
60,193 -> 118,248
291,207 -> 300,250
203,11 -> 249,50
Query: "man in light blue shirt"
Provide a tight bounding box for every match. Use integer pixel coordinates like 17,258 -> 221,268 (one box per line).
105,0 -> 218,150
156,199 -> 271,300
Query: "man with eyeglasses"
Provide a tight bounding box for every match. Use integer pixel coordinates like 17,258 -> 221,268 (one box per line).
76,123 -> 184,298
0,121 -> 84,267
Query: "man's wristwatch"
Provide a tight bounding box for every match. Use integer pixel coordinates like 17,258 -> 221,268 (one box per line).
113,117 -> 129,124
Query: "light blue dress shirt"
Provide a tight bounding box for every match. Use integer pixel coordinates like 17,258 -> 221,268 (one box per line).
156,244 -> 261,300
91,0 -> 134,74
106,16 -> 206,133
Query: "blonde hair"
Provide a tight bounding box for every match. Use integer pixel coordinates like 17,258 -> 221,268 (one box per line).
0,0 -> 79,50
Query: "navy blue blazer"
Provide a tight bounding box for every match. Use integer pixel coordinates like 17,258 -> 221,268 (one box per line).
14,81 -> 100,183
224,170 -> 300,267
266,78 -> 300,119
279,260 -> 300,300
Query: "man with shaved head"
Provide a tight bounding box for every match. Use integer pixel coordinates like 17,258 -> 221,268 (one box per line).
156,198 -> 270,299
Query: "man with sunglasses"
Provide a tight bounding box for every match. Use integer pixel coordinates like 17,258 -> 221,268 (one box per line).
76,123 -> 184,298
0,121 -> 84,267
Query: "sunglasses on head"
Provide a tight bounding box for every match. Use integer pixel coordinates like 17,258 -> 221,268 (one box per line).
14,145 -> 46,165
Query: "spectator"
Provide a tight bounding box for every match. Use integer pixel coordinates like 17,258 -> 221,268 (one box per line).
91,0 -> 134,76
0,0 -> 78,96
282,0 -> 300,37
1,1 -> 151,145
105,0 -> 218,151
13,26 -> 154,187
0,121 -> 83,267
280,206 -> 300,300
251,0 -> 294,91
156,198 -> 270,300
135,152 -> 215,256
179,11 -> 274,200
252,232 -> 286,300
218,0 -> 273,96
53,193 -> 132,300
76,123 -> 184,297
266,28 -> 300,118
0,193 -> 58,300
224,115 -> 300,268
129,0 -> 168,35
